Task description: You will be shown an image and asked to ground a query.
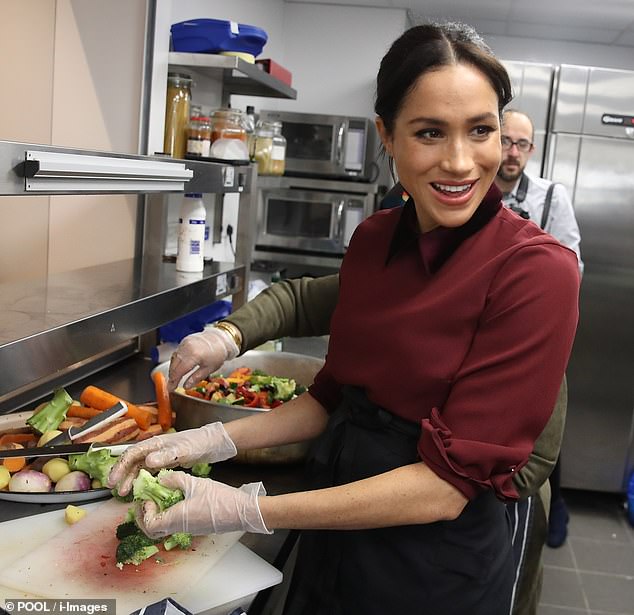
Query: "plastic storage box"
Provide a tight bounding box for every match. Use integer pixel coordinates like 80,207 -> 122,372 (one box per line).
171,18 -> 268,57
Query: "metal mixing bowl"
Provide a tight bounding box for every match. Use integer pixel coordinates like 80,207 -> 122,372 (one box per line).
153,350 -> 325,464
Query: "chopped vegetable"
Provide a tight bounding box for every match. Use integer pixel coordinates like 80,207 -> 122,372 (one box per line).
9,470 -> 52,493
0,432 -> 35,446
79,386 -> 153,431
152,371 -> 173,431
163,532 -> 193,551
37,430 -> 63,447
182,367 -> 305,409
132,468 -> 183,511
26,388 -> 73,435
64,504 -> 87,525
111,484 -> 134,502
115,534 -> 160,568
54,470 -> 91,492
191,462 -> 212,478
68,448 -> 117,486
1,443 -> 27,473
66,405 -> 101,419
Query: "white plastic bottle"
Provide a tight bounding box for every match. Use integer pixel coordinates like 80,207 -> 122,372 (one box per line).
176,193 -> 206,272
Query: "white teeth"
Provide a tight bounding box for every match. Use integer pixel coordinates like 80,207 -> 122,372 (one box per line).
433,182 -> 472,193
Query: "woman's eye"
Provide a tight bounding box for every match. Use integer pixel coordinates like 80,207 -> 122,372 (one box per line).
415,128 -> 443,140
472,125 -> 496,138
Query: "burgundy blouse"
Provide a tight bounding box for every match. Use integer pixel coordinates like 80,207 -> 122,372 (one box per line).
309,186 -> 580,500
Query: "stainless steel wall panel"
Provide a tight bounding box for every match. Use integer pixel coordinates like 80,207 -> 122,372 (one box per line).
584,67 -> 634,138
550,65 -> 589,135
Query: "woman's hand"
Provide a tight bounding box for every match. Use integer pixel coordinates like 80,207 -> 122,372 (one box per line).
107,422 -> 237,495
135,471 -> 271,537
168,327 -> 239,391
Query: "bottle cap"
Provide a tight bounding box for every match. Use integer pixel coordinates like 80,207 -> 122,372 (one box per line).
184,193 -> 203,198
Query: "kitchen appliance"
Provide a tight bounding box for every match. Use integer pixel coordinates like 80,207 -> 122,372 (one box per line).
544,65 -> 634,493
254,176 -> 377,266
258,110 -> 379,181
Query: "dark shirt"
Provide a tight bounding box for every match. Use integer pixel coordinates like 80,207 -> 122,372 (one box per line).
309,186 -> 580,500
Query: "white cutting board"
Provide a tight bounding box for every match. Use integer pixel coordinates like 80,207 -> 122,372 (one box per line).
0,500 -> 282,614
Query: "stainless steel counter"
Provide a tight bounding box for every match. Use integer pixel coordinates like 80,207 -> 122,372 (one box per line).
0,258 -> 245,412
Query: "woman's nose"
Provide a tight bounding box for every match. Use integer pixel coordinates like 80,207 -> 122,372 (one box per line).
440,139 -> 474,174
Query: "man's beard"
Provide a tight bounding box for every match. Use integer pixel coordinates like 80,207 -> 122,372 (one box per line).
497,158 -> 524,182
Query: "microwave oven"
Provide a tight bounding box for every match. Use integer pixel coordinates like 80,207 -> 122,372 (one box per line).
255,177 -> 377,259
258,110 -> 379,181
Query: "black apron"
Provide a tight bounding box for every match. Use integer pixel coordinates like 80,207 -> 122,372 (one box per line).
283,386 -> 514,615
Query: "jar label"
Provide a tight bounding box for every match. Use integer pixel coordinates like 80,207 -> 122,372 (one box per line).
187,139 -> 211,156
272,145 -> 286,161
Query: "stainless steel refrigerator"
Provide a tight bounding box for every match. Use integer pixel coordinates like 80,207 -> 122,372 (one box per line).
545,65 -> 634,492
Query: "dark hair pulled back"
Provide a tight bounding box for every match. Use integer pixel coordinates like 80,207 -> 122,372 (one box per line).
375,22 -> 513,136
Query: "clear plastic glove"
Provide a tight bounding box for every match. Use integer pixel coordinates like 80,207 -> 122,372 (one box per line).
107,422 -> 237,496
135,471 -> 272,538
168,327 -> 239,391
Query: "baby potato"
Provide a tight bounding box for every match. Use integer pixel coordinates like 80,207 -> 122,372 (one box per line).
42,457 -> 70,483
0,466 -> 10,490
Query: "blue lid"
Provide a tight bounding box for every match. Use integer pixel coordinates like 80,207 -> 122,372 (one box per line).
185,193 -> 203,198
171,18 -> 268,56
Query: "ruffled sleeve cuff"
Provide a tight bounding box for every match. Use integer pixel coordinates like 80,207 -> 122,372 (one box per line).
419,408 -> 527,501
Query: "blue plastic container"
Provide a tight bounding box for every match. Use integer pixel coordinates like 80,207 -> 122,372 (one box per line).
171,18 -> 268,57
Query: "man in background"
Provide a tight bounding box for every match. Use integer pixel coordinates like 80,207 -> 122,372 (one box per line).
496,108 -> 583,548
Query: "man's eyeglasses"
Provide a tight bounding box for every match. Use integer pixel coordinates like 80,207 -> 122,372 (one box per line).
501,136 -> 533,153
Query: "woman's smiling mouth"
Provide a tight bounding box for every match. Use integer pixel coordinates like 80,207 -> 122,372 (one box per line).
431,181 -> 478,205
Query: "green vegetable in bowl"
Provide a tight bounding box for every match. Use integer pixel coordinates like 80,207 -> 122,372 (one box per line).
68,448 -> 117,486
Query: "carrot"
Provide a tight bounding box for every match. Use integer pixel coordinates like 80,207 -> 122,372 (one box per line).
1,443 -> 26,473
67,405 -> 102,419
79,386 -> 152,431
152,371 -> 172,431
0,433 -> 36,446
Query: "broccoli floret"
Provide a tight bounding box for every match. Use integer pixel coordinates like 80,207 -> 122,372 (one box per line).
163,532 -> 193,551
68,449 -> 117,486
26,388 -> 73,434
116,534 -> 160,567
111,484 -> 134,502
132,469 -> 183,512
191,462 -> 212,478
116,520 -> 141,540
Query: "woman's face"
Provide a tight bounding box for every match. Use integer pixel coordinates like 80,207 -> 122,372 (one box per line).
377,63 -> 502,233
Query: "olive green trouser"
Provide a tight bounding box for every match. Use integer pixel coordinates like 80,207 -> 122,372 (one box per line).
512,481 -> 550,615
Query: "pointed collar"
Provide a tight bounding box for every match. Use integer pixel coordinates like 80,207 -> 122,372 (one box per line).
386,183 -> 503,274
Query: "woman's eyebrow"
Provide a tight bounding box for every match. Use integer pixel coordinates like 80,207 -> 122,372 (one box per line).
407,112 -> 499,127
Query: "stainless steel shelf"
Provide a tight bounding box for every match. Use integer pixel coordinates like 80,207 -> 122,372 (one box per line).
0,257 -> 245,406
168,53 -> 297,100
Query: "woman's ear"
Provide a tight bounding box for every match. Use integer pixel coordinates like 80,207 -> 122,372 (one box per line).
375,117 -> 392,157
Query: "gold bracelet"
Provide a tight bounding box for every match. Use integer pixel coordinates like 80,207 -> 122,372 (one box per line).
214,321 -> 243,350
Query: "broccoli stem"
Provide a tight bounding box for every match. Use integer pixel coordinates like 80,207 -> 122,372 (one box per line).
26,388 -> 73,434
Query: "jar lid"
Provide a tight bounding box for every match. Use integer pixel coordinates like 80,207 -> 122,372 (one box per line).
168,72 -> 192,84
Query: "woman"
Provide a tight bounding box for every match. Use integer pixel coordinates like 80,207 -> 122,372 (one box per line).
109,22 -> 579,614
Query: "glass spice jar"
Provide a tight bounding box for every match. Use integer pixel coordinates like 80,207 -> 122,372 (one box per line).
186,116 -> 212,157
209,108 -> 247,143
163,72 -> 192,158
254,120 -> 286,175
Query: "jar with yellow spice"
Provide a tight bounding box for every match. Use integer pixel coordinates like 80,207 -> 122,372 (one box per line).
163,73 -> 192,158
254,120 -> 286,176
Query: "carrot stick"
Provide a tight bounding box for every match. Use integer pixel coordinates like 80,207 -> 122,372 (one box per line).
152,371 -> 173,431
79,386 -> 152,431
67,405 -> 102,419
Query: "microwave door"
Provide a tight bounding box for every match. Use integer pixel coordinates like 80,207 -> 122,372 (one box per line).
282,121 -> 347,177
259,189 -> 346,254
